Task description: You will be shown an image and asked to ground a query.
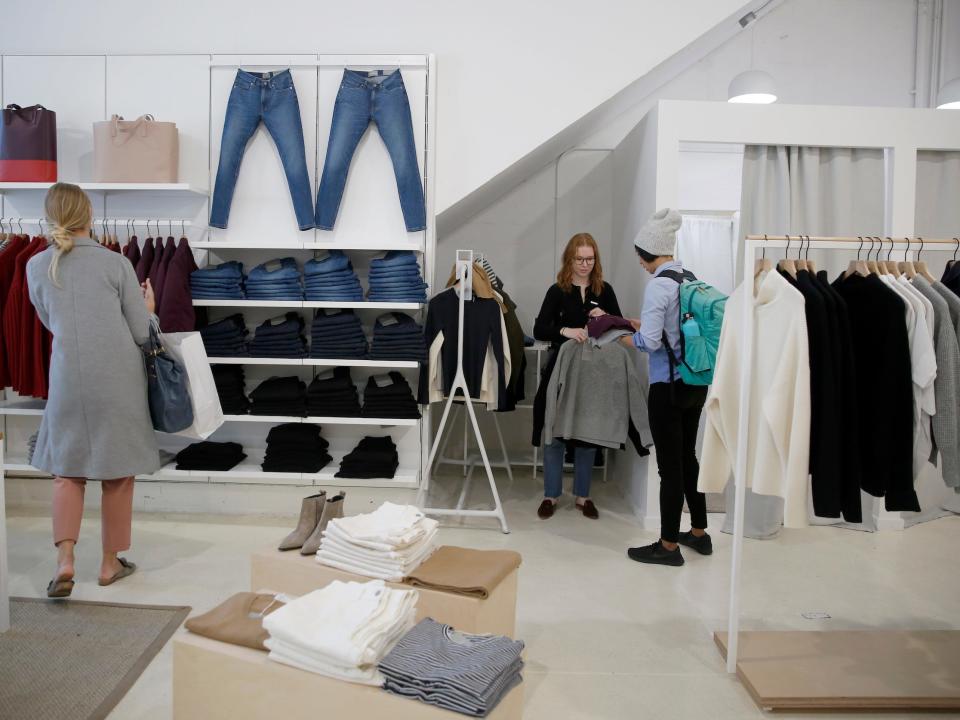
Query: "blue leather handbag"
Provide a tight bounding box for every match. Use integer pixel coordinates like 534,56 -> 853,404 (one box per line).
144,318 -> 194,433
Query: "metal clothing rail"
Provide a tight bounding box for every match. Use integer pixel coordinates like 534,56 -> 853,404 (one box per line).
417,249 -> 510,534
726,233 -> 960,674
4,219 -> 194,227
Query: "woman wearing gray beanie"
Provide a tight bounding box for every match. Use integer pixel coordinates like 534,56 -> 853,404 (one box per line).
623,209 -> 712,567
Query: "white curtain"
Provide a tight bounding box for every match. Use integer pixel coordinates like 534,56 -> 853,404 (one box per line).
676,214 -> 738,294
725,144 -> 886,539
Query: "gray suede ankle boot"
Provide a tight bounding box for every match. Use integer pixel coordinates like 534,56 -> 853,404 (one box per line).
278,493 -> 325,551
300,491 -> 346,556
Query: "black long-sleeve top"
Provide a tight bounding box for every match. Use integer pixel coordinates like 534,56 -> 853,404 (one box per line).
533,281 -> 622,348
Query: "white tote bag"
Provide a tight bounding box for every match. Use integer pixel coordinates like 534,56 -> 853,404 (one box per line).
159,331 -> 224,439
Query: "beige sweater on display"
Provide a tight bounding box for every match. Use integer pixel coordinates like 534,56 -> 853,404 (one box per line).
697,269 -> 811,528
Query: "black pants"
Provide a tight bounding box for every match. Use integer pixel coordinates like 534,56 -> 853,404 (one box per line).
648,381 -> 708,543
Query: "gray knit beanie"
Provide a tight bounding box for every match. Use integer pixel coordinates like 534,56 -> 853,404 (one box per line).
634,208 -> 682,257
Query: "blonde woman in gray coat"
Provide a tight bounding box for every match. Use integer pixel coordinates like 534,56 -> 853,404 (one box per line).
26,183 -> 159,598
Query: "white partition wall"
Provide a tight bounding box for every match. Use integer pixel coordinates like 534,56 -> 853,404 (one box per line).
0,53 -> 437,503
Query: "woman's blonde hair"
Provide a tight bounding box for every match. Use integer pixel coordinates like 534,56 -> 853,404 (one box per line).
44,182 -> 93,285
557,232 -> 604,295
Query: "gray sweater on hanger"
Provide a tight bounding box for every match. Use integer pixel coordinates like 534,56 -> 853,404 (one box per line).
542,340 -> 646,449
916,276 -> 960,491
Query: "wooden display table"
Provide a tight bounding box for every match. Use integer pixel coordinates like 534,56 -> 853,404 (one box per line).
173,632 -> 524,720
251,548 -> 518,638
716,630 -> 960,711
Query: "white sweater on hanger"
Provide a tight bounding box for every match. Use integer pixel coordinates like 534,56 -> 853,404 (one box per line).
698,269 -> 811,528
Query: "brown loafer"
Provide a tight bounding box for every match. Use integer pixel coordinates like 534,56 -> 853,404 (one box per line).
537,499 -> 557,519
576,499 -> 599,519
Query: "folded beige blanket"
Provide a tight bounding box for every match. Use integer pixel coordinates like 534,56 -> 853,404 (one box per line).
185,592 -> 285,650
403,545 -> 521,598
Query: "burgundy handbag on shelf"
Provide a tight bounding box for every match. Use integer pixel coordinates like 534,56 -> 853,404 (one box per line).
0,104 -> 58,182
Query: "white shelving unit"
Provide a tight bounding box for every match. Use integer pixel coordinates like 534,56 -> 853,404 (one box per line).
0,51 -> 437,496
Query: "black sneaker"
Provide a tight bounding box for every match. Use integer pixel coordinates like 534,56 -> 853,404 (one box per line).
627,541 -> 684,566
678,531 -> 713,556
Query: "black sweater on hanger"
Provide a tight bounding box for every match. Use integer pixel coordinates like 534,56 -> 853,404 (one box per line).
833,273 -> 920,513
815,270 -> 864,522
784,269 -> 848,520
417,288 -> 507,410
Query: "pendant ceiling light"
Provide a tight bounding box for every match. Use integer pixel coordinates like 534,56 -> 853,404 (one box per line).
728,70 -> 778,104
937,77 -> 960,109
728,11 -> 777,104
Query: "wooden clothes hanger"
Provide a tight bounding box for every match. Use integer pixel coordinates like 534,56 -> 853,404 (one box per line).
899,237 -> 917,278
778,234 -> 797,278
865,237 -> 880,275
845,237 -> 869,278
882,237 -> 901,277
915,238 -> 936,283
795,235 -> 808,272
754,235 -> 773,277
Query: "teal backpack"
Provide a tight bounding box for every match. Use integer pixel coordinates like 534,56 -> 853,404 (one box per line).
659,270 -> 727,386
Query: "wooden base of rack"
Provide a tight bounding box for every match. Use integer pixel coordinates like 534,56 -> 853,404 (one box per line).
174,633 -> 524,720
251,548 -> 518,638
715,630 -> 960,711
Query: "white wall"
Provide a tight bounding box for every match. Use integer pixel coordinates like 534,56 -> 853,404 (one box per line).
0,0 -> 749,214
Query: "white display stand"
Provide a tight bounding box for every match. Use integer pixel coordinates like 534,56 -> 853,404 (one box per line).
725,235 -> 960,701
418,251 -> 509,533
0,52 -> 438,494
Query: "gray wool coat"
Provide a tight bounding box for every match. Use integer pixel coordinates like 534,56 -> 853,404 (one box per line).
26,237 -> 160,479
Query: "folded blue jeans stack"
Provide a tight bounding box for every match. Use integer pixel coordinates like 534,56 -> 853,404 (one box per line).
368,312 -> 427,362
191,261 -> 246,300
309,309 -> 369,359
248,312 -> 308,358
367,251 -> 428,303
304,250 -> 364,302
199,314 -> 249,357
246,257 -> 304,300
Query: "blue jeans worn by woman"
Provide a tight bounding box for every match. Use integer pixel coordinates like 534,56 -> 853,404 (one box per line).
315,70 -> 426,232
210,70 -> 315,231
543,439 -> 597,498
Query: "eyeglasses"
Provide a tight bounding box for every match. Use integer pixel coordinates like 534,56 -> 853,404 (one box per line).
574,257 -> 596,265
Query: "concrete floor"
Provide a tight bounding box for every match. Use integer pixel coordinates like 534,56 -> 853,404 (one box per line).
4,470 -> 960,720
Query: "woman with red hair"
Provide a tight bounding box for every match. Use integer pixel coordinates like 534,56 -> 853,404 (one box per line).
532,233 -> 622,520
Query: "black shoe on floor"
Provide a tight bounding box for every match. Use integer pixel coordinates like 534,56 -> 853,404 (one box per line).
627,541 -> 684,566
678,530 -> 713,556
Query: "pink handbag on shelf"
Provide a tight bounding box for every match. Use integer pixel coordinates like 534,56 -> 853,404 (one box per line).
93,114 -> 179,183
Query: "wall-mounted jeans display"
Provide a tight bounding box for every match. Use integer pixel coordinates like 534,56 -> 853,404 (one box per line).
310,309 -> 368,359
249,376 -> 307,417
304,251 -> 364,302
315,69 -> 426,233
210,69 -> 315,231
245,257 -> 304,300
367,251 -> 428,302
191,261 -> 246,300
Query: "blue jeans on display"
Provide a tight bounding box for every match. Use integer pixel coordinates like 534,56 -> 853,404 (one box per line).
543,439 -> 596,499
370,251 -> 419,269
210,70 -> 315,231
315,70 -> 426,232
193,261 -> 245,279
248,258 -> 300,282
305,251 -> 352,275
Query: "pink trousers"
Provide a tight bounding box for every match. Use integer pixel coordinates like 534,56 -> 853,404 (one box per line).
52,476 -> 134,554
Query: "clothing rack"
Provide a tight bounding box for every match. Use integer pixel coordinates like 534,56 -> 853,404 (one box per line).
726,234 -> 960,676
417,249 -> 510,534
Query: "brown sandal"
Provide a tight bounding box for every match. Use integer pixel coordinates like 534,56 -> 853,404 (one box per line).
47,575 -> 75,598
98,557 -> 137,586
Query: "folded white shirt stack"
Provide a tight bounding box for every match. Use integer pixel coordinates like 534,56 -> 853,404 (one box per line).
316,502 -> 439,582
262,579 -> 418,685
